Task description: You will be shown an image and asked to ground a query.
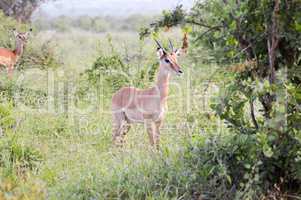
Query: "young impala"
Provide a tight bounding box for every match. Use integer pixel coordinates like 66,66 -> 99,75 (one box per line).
0,29 -> 32,78
112,33 -> 188,147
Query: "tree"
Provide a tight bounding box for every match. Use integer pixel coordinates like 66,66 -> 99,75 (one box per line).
0,0 -> 47,22
142,0 -> 301,196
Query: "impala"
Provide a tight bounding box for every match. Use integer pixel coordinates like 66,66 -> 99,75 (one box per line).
0,29 -> 32,78
112,33 -> 188,147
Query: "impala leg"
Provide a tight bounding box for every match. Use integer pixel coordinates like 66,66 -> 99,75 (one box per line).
145,120 -> 156,146
123,123 -> 131,136
7,65 -> 14,79
121,122 -> 131,143
112,112 -> 127,146
154,121 -> 162,149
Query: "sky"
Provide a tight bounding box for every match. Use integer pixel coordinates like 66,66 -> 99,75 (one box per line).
34,0 -> 195,18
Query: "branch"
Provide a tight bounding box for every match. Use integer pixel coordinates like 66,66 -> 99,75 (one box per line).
203,68 -> 224,93
260,0 -> 280,119
249,99 -> 259,129
194,25 -> 221,42
0,1 -> 11,15
186,19 -> 222,30
267,0 -> 280,84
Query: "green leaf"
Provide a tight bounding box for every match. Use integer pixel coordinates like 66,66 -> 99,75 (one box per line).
263,145 -> 273,158
225,174 -> 232,184
244,164 -> 251,169
295,22 -> 301,32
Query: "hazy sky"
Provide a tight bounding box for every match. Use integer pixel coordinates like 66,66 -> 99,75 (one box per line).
34,0 -> 195,18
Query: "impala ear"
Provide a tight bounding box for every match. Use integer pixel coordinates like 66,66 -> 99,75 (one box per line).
13,29 -> 18,37
176,33 -> 189,56
25,28 -> 32,38
157,48 -> 166,59
175,49 -> 181,56
174,48 -> 187,57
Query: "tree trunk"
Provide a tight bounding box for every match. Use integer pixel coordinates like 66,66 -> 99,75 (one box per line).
249,99 -> 259,129
268,0 -> 280,84
0,0 -> 40,23
260,0 -> 280,119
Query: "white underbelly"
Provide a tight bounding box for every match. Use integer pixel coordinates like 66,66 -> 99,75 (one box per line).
124,108 -> 165,123
0,57 -> 13,65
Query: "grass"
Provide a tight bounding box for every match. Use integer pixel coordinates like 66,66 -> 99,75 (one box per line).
0,29 -> 223,199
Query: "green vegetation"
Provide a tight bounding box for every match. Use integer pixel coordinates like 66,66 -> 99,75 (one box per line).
142,0 -> 301,198
34,14 -> 157,33
0,0 -> 300,199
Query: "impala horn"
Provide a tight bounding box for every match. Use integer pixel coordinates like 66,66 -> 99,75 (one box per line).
154,39 -> 166,53
168,38 -> 174,52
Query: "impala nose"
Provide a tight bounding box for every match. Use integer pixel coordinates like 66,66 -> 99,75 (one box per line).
178,70 -> 183,74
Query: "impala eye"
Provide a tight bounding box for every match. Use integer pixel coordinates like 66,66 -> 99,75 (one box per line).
165,59 -> 170,63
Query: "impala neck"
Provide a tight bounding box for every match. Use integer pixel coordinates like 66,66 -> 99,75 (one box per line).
14,39 -> 25,57
156,65 -> 170,103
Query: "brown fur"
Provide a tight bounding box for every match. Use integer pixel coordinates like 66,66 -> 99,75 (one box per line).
0,30 -> 30,78
111,34 -> 188,148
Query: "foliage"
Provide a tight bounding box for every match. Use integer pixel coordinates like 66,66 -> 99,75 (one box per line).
0,135 -> 43,178
19,39 -> 60,70
0,177 -> 46,200
20,113 -> 72,137
1,1 -> 300,199
85,54 -> 130,92
0,102 -> 15,134
0,77 -> 49,110
84,39 -> 158,93
33,14 -> 156,33
0,0 -> 50,22
140,5 -> 186,39
143,0 -> 301,197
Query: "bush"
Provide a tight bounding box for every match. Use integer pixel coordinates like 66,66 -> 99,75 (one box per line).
0,177 -> 46,200
0,135 -> 43,178
85,55 -> 130,92
209,74 -> 301,196
19,39 -> 60,71
84,51 -> 158,95
0,78 -> 48,109
184,133 -> 260,199
0,102 -> 16,134
184,130 -> 301,199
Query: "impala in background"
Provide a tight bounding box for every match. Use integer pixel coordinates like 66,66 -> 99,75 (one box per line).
0,29 -> 32,78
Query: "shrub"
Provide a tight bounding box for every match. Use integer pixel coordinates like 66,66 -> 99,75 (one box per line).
0,177 -> 46,200
0,135 -> 43,178
0,78 -> 48,108
85,54 -> 130,92
19,39 -> 60,71
184,130 -> 301,199
0,102 -> 15,134
84,52 -> 158,95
